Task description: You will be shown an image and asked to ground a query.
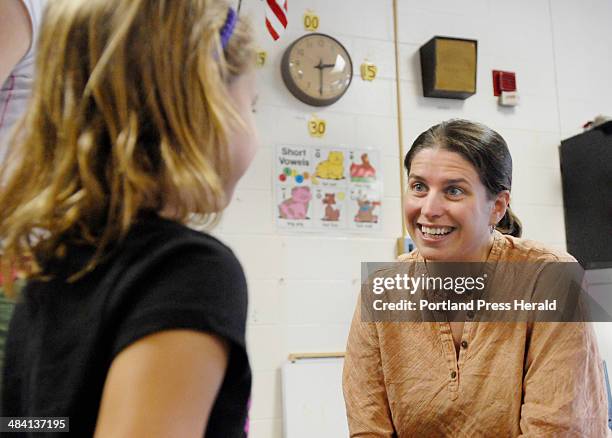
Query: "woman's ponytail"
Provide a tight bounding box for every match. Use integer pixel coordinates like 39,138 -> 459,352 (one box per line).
495,206 -> 522,237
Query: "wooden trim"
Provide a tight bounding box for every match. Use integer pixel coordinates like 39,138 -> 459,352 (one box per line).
287,352 -> 345,362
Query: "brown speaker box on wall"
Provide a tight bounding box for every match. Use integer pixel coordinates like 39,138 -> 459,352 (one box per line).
419,36 -> 477,99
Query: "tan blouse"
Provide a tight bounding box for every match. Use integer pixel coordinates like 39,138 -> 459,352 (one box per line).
343,232 -> 609,437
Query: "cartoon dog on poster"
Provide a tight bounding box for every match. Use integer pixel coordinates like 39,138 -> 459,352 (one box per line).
322,193 -> 340,221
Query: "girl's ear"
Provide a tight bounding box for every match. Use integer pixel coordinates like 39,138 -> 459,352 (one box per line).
491,190 -> 510,225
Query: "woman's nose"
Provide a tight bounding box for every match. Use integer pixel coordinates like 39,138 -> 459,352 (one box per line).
421,193 -> 444,219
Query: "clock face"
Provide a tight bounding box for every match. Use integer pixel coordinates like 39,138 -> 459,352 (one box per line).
281,33 -> 353,107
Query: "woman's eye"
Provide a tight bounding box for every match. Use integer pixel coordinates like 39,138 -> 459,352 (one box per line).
447,187 -> 464,196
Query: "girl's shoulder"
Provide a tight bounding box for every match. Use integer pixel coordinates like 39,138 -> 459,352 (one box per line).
123,214 -> 239,265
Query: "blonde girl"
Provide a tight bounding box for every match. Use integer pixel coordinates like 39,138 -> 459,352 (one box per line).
0,0 -> 257,436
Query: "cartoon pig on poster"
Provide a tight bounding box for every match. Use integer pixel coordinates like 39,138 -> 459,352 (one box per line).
279,186 -> 312,220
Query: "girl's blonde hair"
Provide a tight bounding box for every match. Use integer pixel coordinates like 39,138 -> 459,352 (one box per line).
0,0 -> 254,293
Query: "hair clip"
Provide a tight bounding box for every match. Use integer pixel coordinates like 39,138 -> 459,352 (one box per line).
220,7 -> 237,50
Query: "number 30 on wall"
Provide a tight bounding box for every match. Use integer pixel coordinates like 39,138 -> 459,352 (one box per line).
308,116 -> 326,137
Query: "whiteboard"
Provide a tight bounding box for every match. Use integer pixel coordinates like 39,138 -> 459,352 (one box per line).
281,357 -> 349,438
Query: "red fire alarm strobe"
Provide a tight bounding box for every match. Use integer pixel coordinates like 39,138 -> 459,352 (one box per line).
492,70 -> 518,106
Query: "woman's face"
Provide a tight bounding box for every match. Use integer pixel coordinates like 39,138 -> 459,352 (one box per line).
224,70 -> 259,201
404,147 -> 508,261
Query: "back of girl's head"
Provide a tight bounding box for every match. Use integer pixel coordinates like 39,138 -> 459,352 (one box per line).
404,119 -> 522,237
0,0 -> 254,283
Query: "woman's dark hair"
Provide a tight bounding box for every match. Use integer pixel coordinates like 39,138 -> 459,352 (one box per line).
404,119 -> 522,237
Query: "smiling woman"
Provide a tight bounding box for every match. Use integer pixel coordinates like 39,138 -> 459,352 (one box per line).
342,119 -> 608,437
403,120 -> 519,261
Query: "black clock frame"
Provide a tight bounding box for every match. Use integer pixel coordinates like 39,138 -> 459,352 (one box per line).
281,33 -> 353,107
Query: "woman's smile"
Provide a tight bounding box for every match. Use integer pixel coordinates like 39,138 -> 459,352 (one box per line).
417,223 -> 457,242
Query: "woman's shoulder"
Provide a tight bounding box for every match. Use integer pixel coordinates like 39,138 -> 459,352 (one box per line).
397,249 -> 420,263
495,232 -> 576,263
395,233 -> 577,263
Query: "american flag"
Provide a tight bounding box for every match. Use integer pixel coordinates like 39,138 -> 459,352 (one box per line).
266,0 -> 288,41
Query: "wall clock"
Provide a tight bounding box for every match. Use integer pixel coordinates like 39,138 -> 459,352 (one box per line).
281,33 -> 353,107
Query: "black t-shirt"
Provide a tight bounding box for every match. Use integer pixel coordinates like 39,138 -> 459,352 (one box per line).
1,214 -> 251,437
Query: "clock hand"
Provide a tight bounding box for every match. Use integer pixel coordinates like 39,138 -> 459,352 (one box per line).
314,59 -> 341,96
314,60 -> 336,70
314,59 -> 324,96
319,64 -> 323,96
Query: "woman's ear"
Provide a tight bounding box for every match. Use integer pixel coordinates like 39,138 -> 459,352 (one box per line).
491,190 -> 510,225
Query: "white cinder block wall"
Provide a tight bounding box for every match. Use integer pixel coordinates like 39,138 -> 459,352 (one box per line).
215,0 -> 612,436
